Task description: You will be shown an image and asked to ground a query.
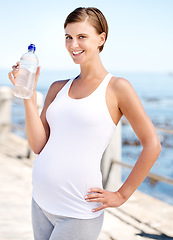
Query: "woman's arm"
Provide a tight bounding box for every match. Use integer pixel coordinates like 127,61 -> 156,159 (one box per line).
8,64 -> 67,154
26,80 -> 68,154
84,78 -> 161,211
115,78 -> 161,201
23,88 -> 48,154
9,65 -> 48,154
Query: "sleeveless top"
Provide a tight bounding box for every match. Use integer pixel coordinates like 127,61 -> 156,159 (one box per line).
32,73 -> 116,219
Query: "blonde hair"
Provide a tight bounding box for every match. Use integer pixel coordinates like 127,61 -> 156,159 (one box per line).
64,7 -> 108,52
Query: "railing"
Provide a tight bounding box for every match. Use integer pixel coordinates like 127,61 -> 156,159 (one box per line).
112,159 -> 173,186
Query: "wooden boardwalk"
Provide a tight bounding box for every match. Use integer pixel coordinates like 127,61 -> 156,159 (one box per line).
0,133 -> 173,240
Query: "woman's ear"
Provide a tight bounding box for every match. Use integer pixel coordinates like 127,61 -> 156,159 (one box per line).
99,32 -> 106,47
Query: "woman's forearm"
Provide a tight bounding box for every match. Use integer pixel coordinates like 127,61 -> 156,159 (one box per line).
23,90 -> 48,154
118,140 -> 161,202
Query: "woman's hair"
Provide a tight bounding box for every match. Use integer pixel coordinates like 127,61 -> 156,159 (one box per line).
64,7 -> 108,52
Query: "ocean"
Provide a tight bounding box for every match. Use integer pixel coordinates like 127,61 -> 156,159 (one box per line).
1,69 -> 173,205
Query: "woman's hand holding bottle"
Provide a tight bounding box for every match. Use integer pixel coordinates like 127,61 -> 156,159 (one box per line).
8,62 -> 41,93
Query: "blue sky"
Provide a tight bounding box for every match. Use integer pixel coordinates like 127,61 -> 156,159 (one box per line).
1,0 -> 173,72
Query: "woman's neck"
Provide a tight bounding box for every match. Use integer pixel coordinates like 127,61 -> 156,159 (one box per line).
79,55 -> 107,81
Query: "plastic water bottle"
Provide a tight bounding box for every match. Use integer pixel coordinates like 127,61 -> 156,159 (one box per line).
13,44 -> 39,99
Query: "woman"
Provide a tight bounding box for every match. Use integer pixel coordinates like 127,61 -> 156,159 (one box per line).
9,7 -> 161,240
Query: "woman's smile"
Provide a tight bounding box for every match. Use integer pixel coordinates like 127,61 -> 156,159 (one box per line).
72,50 -> 85,57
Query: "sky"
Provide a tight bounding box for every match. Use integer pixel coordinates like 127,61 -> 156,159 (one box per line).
0,0 -> 173,72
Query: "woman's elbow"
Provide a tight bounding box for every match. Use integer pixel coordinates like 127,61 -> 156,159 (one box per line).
29,145 -> 41,155
151,137 -> 162,158
29,142 -> 46,155
143,135 -> 161,158
33,148 -> 41,155
156,139 -> 162,156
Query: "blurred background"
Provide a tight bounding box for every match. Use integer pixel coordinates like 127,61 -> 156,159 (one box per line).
0,0 -> 173,205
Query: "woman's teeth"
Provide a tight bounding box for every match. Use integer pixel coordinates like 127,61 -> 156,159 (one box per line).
72,50 -> 84,55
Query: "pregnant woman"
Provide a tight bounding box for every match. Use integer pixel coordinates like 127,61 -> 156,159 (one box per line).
9,7 -> 161,240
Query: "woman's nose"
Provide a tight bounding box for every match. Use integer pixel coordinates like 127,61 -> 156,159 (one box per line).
71,39 -> 79,48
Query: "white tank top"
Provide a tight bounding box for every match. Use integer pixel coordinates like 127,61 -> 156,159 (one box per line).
32,73 -> 116,219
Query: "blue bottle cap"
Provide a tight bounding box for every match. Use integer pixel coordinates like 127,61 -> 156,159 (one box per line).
28,44 -> 36,52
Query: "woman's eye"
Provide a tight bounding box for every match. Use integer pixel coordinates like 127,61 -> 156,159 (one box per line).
66,36 -> 72,40
79,36 -> 86,39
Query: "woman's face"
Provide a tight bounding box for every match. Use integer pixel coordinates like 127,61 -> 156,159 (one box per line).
65,21 -> 104,65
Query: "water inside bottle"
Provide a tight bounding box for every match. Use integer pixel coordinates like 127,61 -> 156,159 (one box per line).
13,68 -> 36,99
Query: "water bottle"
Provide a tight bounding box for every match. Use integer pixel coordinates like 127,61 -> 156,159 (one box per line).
13,43 -> 39,99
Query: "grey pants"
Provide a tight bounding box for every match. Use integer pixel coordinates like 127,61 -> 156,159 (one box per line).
32,198 -> 104,240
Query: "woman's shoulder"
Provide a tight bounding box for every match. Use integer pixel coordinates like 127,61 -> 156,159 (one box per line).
109,75 -> 137,103
44,79 -> 70,106
109,75 -> 133,93
49,79 -> 70,92
110,75 -> 131,88
47,79 -> 70,96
